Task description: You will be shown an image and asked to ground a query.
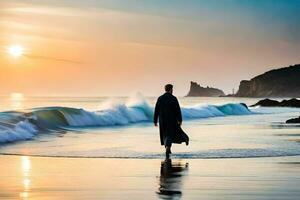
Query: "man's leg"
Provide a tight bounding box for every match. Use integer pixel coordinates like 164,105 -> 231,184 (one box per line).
165,146 -> 171,159
164,136 -> 172,159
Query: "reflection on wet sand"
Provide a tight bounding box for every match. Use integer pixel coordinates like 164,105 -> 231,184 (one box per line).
157,159 -> 188,199
20,156 -> 31,199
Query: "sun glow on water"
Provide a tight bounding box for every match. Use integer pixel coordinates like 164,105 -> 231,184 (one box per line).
10,92 -> 24,99
10,93 -> 24,110
21,156 -> 31,174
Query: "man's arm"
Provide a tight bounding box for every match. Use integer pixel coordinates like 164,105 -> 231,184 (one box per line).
175,98 -> 182,125
153,98 -> 160,126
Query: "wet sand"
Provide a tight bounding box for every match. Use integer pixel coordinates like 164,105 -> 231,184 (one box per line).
1,155 -> 300,200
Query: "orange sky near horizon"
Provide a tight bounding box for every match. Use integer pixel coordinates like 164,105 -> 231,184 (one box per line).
0,0 -> 299,96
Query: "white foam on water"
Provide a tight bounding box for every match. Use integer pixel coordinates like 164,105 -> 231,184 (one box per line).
0,120 -> 38,143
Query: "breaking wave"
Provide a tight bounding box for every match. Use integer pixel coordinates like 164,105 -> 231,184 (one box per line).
0,99 -> 252,144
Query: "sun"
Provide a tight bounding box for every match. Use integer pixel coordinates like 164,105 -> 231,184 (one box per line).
7,45 -> 24,58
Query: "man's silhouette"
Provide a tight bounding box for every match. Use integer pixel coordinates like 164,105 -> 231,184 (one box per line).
154,84 -> 189,158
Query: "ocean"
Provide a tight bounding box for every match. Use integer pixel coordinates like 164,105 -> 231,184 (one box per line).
0,94 -> 300,159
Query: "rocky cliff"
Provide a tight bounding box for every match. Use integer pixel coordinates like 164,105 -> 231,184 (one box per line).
186,81 -> 225,97
235,64 -> 300,97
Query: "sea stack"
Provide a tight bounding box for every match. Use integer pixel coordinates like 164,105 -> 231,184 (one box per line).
186,81 -> 225,97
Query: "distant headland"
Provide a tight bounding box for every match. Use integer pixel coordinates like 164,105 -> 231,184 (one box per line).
235,64 -> 300,97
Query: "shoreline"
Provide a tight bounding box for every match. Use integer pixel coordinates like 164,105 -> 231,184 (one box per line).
1,153 -> 300,160
1,155 -> 300,199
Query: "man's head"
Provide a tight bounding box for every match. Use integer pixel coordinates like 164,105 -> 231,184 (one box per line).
164,84 -> 173,94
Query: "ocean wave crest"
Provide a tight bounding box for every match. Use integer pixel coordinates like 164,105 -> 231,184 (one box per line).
0,98 -> 251,144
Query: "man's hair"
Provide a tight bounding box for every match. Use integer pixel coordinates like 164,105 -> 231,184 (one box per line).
164,84 -> 173,92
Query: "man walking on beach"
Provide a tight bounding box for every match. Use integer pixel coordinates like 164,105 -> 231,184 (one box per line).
154,84 -> 189,159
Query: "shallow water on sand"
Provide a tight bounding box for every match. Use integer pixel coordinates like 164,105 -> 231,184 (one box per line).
0,96 -> 300,159
1,156 -> 300,200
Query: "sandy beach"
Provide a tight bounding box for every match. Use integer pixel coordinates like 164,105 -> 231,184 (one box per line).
1,155 -> 299,200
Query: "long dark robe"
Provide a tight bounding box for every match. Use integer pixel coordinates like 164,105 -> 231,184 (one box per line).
154,93 -> 189,146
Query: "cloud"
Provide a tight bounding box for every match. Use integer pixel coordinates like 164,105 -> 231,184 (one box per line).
24,54 -> 82,64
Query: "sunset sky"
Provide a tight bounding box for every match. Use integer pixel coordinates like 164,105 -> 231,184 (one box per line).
0,0 -> 299,96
